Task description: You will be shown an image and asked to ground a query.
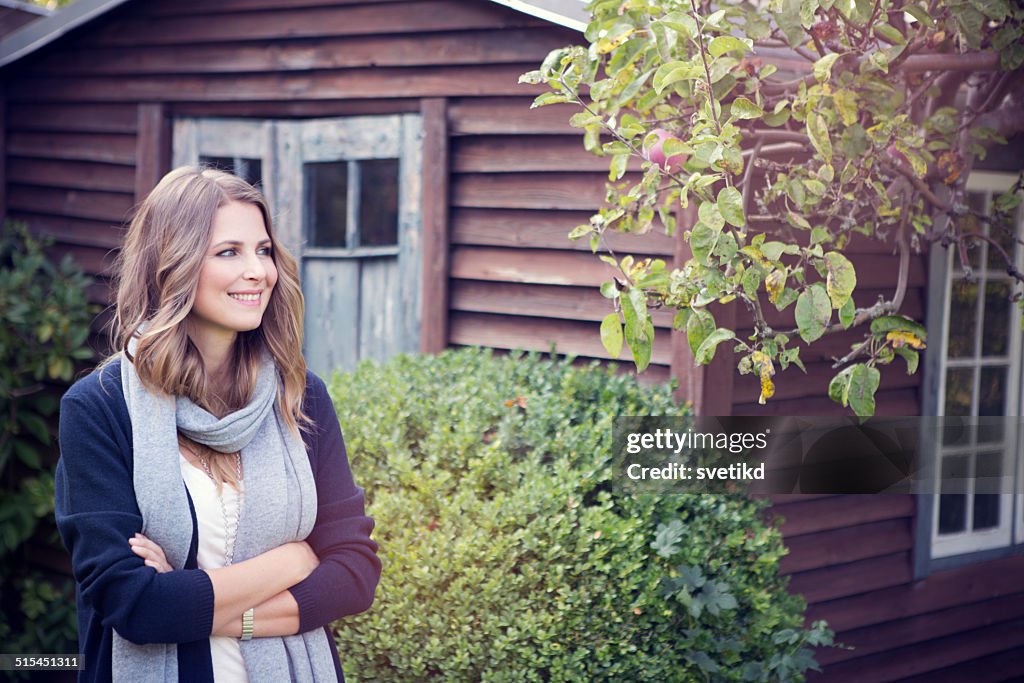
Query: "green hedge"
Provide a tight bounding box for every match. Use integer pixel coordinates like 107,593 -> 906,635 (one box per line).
330,349 -> 830,682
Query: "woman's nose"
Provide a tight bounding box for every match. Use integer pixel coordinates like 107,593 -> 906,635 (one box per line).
242,253 -> 266,281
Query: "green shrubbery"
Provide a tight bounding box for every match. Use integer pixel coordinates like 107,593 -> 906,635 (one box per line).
0,221 -> 94,666
329,349 -> 831,682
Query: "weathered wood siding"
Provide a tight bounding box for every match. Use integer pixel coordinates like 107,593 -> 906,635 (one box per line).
4,0 -> 1023,680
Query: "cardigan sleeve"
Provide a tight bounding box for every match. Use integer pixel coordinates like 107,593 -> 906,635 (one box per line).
288,372 -> 381,632
55,375 -> 216,646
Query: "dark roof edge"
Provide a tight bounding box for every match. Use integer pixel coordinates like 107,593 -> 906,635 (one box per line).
0,0 -> 587,70
0,0 -> 130,68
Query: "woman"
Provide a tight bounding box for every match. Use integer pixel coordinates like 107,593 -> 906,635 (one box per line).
55,166 -> 381,683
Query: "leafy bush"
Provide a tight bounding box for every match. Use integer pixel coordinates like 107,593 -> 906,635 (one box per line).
0,221 -> 94,669
330,349 -> 831,682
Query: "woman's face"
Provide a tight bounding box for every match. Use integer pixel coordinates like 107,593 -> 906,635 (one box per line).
187,201 -> 278,351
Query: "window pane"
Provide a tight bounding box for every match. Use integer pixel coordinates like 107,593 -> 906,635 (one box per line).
973,451 -> 1003,530
957,192 -> 985,271
938,455 -> 969,534
985,205 -> 1019,271
978,366 -> 1006,416
358,159 -> 399,247
944,368 -> 974,417
200,155 -> 234,173
238,158 -> 263,189
981,281 -> 1010,356
305,162 -> 348,248
947,280 -> 978,358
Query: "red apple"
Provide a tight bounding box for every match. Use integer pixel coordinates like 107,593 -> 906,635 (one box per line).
644,128 -> 687,172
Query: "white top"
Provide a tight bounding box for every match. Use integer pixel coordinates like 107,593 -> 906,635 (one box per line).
179,453 -> 249,683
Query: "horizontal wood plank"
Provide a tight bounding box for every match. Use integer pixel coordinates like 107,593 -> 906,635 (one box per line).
898,645 -> 1024,683
453,135 -> 635,173
449,97 -> 578,135
9,65 -> 545,102
22,214 -> 125,249
450,280 -> 676,328
453,172 -> 607,210
9,158 -> 135,193
772,495 -> 915,538
804,554 -> 1024,632
788,551 -> 912,604
79,1 -> 548,46
32,30 -> 560,76
732,387 -> 921,416
48,243 -> 116,278
143,0 -> 415,15
814,617 -> 1024,683
9,186 -> 135,224
817,592 -> 1024,667
449,311 -> 673,366
451,246 -> 626,287
7,103 -> 138,134
779,518 -> 912,574
7,132 -> 136,165
451,207 -> 675,254
170,99 -> 423,118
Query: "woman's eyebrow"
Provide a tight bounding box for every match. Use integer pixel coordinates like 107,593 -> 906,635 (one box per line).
210,239 -> 273,248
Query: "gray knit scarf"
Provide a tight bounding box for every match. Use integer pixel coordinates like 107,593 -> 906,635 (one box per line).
115,353 -> 338,682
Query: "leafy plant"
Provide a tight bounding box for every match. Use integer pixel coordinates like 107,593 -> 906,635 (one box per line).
522,0 -> 1024,415
0,220 -> 95,673
330,348 -> 831,681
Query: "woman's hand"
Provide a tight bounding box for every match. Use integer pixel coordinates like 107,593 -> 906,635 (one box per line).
129,533 -> 172,573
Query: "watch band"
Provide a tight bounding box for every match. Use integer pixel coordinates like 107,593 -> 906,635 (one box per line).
241,607 -> 254,641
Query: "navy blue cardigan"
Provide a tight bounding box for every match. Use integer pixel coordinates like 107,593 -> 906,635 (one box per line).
55,361 -> 381,682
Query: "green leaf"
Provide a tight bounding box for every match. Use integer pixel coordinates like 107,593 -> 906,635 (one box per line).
824,251 -> 856,308
902,4 -> 934,27
795,284 -> 831,343
729,97 -> 763,120
569,224 -> 593,240
786,211 -> 812,230
708,36 -> 751,58
810,227 -> 831,245
829,366 -> 854,405
531,92 -> 569,109
874,23 -> 906,45
695,328 -> 735,365
848,364 -> 880,418
760,241 -> 799,262
660,11 -> 697,38
687,308 -> 715,355
609,153 -> 629,181
600,313 -> 624,358
690,222 -> 720,263
698,200 -> 725,232
17,413 -> 51,445
717,186 -> 745,227
806,112 -> 833,163
813,53 -> 841,82
894,346 -> 919,375
653,60 -> 702,94
839,297 -> 856,329
870,315 -> 927,339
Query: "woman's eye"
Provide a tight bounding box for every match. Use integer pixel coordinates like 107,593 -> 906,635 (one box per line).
258,246 -> 273,256
216,249 -> 236,257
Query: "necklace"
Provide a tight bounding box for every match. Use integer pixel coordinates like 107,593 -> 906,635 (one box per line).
182,438 -> 243,566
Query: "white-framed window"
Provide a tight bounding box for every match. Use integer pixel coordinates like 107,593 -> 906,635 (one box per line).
924,171 -> 1024,566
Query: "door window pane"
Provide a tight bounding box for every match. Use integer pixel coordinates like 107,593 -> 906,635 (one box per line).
938,456 -> 969,534
985,205 -> 1019,271
238,158 -> 263,189
200,155 -> 234,173
305,162 -> 349,248
947,281 -> 978,358
981,281 -> 1010,356
358,159 -> 399,247
944,368 -> 974,417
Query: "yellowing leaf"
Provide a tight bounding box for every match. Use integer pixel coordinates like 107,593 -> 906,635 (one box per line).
886,330 -> 926,349
765,269 -> 785,304
759,375 -> 775,405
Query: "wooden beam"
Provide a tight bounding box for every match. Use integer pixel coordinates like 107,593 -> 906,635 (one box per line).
135,103 -> 170,203
420,98 -> 450,354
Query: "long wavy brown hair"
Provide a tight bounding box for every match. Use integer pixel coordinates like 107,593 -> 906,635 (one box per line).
108,166 -> 308,488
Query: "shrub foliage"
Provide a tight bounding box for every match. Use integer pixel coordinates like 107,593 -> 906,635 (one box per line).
330,349 -> 831,681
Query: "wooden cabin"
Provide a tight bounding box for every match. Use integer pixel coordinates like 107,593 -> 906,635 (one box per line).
1,0 -> 1022,679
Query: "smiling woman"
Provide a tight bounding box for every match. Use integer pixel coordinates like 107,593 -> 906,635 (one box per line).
54,166 -> 381,683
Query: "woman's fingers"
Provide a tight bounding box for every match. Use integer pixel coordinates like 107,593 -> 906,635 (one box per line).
129,533 -> 172,572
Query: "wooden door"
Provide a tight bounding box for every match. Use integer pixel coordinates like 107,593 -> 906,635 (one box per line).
173,115 -> 424,377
